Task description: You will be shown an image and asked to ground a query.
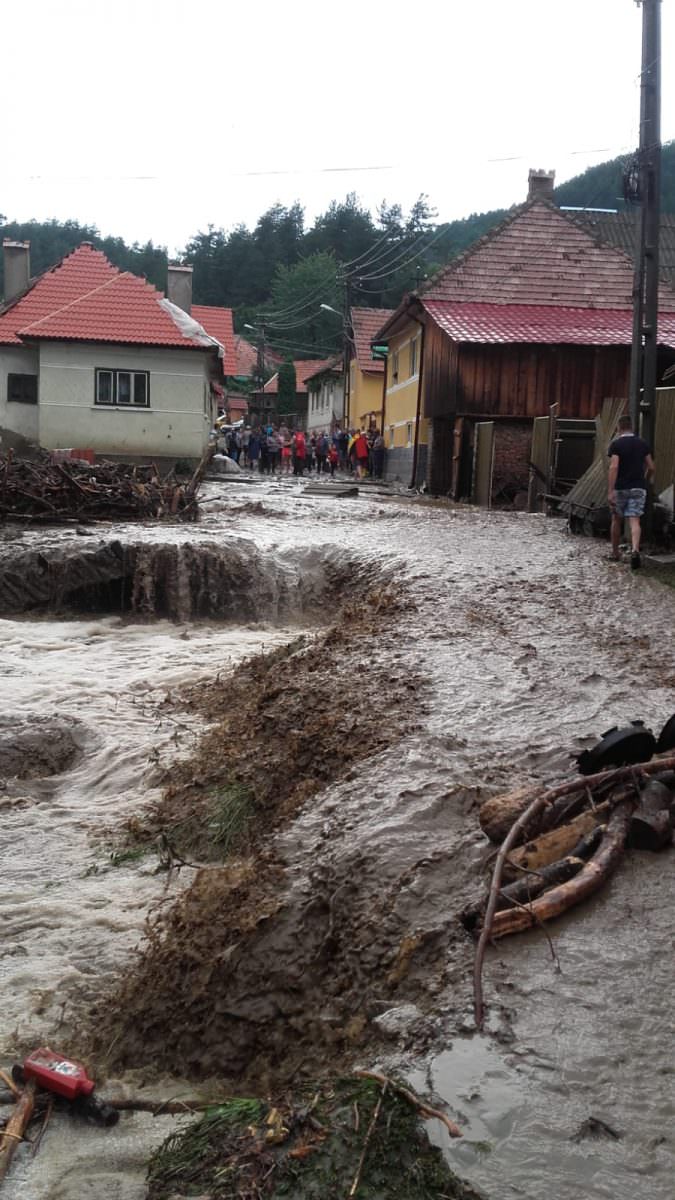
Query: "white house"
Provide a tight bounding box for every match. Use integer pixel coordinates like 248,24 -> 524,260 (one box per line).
305,358 -> 344,435
0,240 -> 236,463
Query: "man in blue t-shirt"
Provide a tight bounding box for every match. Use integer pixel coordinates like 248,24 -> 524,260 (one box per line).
607,414 -> 655,569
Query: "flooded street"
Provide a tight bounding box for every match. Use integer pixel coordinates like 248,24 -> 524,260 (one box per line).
1,477 -> 674,1199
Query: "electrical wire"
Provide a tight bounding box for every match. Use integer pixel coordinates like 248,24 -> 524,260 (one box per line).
341,225 -> 429,277
349,228 -> 438,281
265,338 -> 341,357
355,224 -> 449,283
338,224 -> 399,270
264,309 -> 328,331
258,278 -> 338,321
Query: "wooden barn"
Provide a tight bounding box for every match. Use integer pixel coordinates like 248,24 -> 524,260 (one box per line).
376,172 -> 675,499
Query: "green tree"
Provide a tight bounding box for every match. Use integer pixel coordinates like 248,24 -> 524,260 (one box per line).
304,193 -> 376,264
277,358 -> 297,415
266,252 -> 342,357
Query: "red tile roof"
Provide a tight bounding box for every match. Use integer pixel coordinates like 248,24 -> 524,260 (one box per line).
262,359 -> 334,394
232,334 -> 283,377
423,301 -> 675,347
192,304 -> 237,373
0,244 -> 117,345
424,201 -> 675,312
17,272 -> 222,350
227,395 -> 249,413
351,307 -> 394,374
0,243 -> 237,367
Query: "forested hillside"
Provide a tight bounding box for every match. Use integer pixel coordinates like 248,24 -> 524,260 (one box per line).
2,141 -> 674,358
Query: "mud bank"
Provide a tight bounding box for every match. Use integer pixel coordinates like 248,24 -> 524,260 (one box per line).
91,585 -> 429,1084
0,534 -> 381,623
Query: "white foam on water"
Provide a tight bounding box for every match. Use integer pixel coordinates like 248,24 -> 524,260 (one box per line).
0,612 -> 294,1199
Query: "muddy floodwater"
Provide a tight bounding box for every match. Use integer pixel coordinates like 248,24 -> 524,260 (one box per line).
1,476 -> 674,1200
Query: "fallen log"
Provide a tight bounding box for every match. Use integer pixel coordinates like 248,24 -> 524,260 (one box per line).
488,801 -> 633,939
462,826 -> 603,934
503,805 -> 609,879
0,1078 -> 36,1186
472,756 -> 675,1029
478,785 -> 541,844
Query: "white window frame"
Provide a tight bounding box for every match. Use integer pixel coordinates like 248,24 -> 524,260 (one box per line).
406,421 -> 413,447
409,337 -> 417,377
389,424 -> 395,448
95,368 -> 150,408
392,350 -> 399,384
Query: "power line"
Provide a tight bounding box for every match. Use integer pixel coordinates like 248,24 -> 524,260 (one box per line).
356,224 -> 449,282
258,278 -> 338,322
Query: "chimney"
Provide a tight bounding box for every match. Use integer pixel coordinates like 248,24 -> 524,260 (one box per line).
3,239 -> 31,303
167,264 -> 193,314
527,168 -> 556,203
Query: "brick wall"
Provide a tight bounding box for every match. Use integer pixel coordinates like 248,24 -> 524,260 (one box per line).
492,420 -> 532,500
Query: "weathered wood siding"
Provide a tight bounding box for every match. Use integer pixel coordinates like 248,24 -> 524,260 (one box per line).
423,322 -> 631,421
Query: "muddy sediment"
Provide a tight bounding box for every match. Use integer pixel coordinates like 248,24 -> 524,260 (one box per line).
91,586 -> 438,1086
0,716 -> 84,781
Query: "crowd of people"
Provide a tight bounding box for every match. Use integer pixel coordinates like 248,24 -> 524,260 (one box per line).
216,424 -> 386,480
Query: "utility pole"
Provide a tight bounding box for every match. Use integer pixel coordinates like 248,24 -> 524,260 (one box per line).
342,276 -> 352,430
629,0 -> 662,448
256,323 -> 266,405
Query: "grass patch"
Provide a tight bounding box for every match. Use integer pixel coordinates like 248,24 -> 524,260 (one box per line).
109,844 -> 149,867
162,781 -> 257,863
146,1078 -> 481,1200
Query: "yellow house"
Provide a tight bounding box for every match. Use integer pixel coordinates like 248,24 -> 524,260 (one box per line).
374,310 -> 429,485
348,307 -> 392,431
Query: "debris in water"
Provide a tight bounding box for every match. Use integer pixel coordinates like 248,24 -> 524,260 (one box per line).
145,1075 -> 477,1200
0,448 -> 211,524
472,750 -> 675,1029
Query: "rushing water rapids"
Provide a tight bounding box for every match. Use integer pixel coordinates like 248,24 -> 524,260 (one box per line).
1,476 -> 674,1199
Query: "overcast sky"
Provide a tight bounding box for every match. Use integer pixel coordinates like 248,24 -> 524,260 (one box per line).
2,0 -> 672,254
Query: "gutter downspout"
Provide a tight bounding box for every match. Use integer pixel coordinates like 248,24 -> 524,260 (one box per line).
408,311 -> 426,490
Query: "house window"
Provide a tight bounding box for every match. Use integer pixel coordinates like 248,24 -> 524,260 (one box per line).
8,373 -> 37,404
95,368 -> 150,407
391,350 -> 399,384
389,424 -> 395,449
409,337 -> 418,377
406,422 -> 413,447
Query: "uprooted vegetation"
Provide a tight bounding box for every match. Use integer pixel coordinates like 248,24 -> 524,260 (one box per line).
90,584 -> 439,1086
146,1076 -> 481,1200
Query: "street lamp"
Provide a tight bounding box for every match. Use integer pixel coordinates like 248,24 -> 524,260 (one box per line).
320,303 -> 342,318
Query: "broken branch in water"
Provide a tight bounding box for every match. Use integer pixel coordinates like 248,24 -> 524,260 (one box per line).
353,1071 -> 462,1138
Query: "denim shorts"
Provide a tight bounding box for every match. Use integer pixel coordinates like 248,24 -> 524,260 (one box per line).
614,488 -> 646,518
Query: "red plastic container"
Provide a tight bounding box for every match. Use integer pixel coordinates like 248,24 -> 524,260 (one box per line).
23,1047 -> 95,1101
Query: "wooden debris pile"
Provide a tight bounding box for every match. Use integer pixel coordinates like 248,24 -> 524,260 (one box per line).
466,718 -> 675,1028
0,448 -> 213,523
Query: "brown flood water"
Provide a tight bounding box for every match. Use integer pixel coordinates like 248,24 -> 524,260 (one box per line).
2,477 -> 674,1199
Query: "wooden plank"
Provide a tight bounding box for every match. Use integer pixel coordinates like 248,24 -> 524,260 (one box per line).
473,421 -> 495,507
528,415 -> 551,511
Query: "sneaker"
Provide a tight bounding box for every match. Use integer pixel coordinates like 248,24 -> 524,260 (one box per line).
631,551 -> 642,570
605,554 -> 621,563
